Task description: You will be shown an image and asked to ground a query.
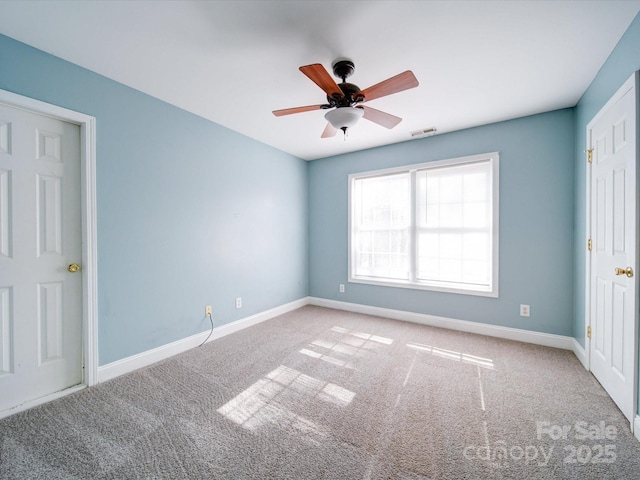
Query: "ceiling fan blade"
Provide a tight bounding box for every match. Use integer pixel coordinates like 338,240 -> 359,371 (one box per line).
299,64 -> 343,98
272,104 -> 327,116
357,71 -> 419,102
361,106 -> 402,129
321,122 -> 338,138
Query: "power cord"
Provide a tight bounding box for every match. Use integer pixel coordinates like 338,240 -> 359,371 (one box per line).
199,313 -> 214,347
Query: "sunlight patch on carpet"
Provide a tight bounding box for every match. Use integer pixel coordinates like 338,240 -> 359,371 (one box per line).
217,365 -> 355,436
298,348 -> 355,369
407,342 -> 494,370
331,326 -> 394,345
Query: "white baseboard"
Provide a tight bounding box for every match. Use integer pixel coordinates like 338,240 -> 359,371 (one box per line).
97,297 -> 309,383
98,295 -> 584,384
571,337 -> 588,369
308,297 -> 575,351
635,416 -> 640,443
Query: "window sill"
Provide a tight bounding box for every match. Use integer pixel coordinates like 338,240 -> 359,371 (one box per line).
348,275 -> 499,298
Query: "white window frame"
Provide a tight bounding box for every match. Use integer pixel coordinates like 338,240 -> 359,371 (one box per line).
348,152 -> 499,297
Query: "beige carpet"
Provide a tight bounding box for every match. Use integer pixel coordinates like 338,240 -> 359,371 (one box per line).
1,305 -> 639,479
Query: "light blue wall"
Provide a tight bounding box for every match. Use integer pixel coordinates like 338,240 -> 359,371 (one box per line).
0,34 -> 309,365
309,109 -> 575,336
3,7 -> 639,396
572,12 -> 640,415
573,12 -> 640,345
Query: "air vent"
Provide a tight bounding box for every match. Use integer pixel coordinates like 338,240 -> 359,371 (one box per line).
410,127 -> 437,138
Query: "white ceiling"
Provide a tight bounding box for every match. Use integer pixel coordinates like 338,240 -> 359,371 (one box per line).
0,1 -> 639,160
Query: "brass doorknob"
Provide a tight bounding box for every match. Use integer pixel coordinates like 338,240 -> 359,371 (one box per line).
614,266 -> 633,278
67,263 -> 80,273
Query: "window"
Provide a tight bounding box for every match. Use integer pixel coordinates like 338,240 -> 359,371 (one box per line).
349,152 -> 499,297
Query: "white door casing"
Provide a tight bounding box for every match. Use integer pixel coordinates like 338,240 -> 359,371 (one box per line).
0,90 -> 97,418
586,72 -> 639,425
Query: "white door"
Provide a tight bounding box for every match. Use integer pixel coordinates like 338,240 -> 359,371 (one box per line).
588,73 -> 638,423
0,102 -> 83,413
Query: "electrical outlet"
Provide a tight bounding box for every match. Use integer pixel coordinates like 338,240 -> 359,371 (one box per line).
520,304 -> 530,317
205,305 -> 212,316
339,284 -> 345,293
236,297 -> 242,309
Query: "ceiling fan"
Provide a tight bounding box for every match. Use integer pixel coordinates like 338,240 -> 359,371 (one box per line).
272,59 -> 419,138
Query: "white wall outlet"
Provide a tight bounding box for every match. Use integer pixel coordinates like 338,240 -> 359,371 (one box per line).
236,297 -> 242,309
205,305 -> 212,316
339,284 -> 345,293
520,304 -> 530,317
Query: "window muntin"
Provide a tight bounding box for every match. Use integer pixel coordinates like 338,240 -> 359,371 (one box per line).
349,153 -> 498,297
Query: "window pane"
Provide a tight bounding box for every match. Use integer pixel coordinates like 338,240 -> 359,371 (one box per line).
418,256 -> 439,280
439,203 -> 463,228
421,232 -> 439,253
440,234 -> 462,259
463,172 -> 488,202
463,202 -> 487,229
424,204 -> 439,228
355,173 -> 410,229
439,258 -> 462,282
415,159 -> 492,287
353,173 -> 410,280
462,260 -> 489,284
439,175 -> 463,203
463,233 -> 488,261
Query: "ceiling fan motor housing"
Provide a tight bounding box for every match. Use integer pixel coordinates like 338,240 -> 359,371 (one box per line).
327,60 -> 365,107
328,82 -> 363,107
332,59 -> 355,79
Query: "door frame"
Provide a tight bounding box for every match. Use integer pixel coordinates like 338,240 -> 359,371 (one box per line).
0,89 -> 98,397
584,71 -> 639,428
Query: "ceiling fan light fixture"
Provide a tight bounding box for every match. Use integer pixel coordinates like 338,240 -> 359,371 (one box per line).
325,107 -> 364,132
